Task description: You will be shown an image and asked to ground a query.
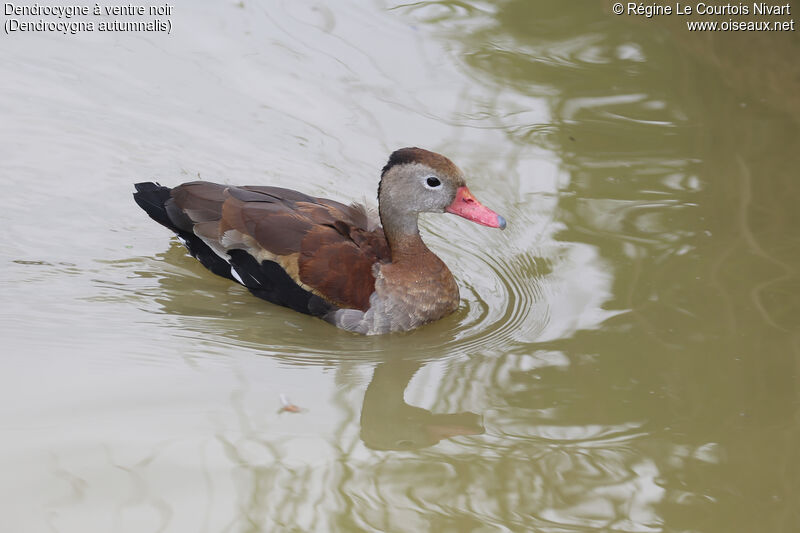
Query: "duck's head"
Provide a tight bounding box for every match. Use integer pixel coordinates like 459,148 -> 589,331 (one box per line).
378,147 -> 506,231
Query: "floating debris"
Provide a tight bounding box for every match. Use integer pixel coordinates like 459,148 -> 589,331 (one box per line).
278,393 -> 302,414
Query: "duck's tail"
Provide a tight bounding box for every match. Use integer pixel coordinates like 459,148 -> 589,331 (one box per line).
133,182 -> 175,230
133,181 -> 236,281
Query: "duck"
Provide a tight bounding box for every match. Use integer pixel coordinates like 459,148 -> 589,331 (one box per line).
133,147 -> 505,335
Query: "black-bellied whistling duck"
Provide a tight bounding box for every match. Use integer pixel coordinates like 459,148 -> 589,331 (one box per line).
133,147 -> 505,334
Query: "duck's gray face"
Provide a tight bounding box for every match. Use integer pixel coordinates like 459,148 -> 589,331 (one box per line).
385,161 -> 463,214
379,148 -> 506,229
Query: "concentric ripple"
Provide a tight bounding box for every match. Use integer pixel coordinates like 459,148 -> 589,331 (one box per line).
414,230 -> 550,356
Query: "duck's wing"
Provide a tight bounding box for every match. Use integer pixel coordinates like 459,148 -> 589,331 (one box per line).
147,181 -> 390,312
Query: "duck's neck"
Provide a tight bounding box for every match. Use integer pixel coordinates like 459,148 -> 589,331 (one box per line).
379,204 -> 432,263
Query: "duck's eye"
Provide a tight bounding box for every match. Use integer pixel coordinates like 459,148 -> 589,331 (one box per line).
425,176 -> 441,188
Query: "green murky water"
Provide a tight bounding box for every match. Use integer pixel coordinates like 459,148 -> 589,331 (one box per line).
1,1 -> 798,531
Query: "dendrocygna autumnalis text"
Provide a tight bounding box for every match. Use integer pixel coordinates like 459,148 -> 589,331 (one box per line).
133,147 -> 506,334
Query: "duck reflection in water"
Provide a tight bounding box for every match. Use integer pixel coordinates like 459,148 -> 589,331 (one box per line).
360,358 -> 484,451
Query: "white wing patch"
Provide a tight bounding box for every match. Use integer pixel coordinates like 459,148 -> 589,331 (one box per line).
230,266 -> 245,285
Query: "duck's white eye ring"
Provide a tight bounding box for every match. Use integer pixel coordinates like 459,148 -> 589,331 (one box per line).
425,176 -> 441,189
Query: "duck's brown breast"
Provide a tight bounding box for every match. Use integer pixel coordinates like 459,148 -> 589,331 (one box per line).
362,238 -> 459,333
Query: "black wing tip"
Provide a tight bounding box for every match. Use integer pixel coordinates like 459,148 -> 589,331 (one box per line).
133,181 -> 174,229
134,181 -> 167,193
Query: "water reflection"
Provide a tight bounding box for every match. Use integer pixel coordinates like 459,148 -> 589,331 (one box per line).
203,345 -> 674,532
360,358 -> 483,450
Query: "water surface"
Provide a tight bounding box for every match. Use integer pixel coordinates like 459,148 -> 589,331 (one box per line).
1,1 -> 799,532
